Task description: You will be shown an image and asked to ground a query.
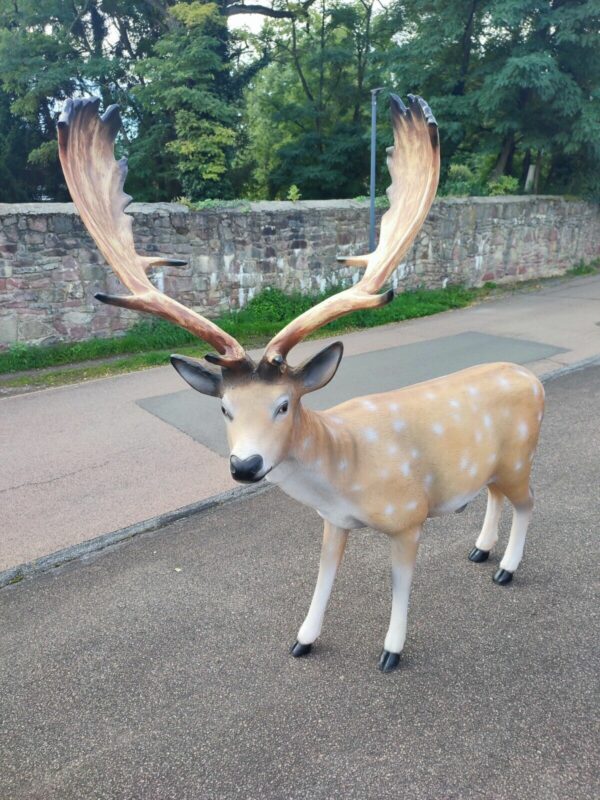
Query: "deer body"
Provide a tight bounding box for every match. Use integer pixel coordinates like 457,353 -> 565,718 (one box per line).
267,361 -> 543,535
58,94 -> 544,672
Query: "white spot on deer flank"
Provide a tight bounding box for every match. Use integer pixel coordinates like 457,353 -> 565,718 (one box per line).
483,413 -> 492,429
498,376 -> 511,389
411,448 -> 420,460
363,427 -> 378,442
518,421 -> 528,439
475,430 -> 483,443
405,500 -> 418,511
330,416 -> 344,425
514,460 -> 523,471
388,402 -> 399,412
388,444 -> 398,456
338,459 -> 348,472
449,398 -> 460,409
379,468 -> 390,479
393,419 -> 406,433
532,383 -> 540,397
401,462 -> 411,477
425,391 -> 436,400
385,503 -> 395,516
488,452 -> 497,464
469,464 -> 478,477
460,455 -> 470,470
363,399 -> 377,411
424,473 -> 434,489
432,422 -> 444,435
468,386 -> 480,397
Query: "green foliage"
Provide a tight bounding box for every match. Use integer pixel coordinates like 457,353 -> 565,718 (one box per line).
133,2 -> 238,201
286,184 -> 302,202
566,259 -> 600,277
176,197 -> 251,212
487,176 -> 520,196
384,0 -> 600,198
0,0 -> 168,201
442,164 -> 480,197
241,1 -> 402,200
0,0 -> 597,201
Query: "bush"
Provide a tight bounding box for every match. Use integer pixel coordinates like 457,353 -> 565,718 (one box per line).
487,175 -> 520,196
286,184 -> 302,202
443,164 -> 482,197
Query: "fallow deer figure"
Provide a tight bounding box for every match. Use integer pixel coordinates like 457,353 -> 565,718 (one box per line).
58,95 -> 544,672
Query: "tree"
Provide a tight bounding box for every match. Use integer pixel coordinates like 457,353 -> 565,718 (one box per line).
0,0 -> 173,200
383,0 -> 600,195
241,0 -> 401,199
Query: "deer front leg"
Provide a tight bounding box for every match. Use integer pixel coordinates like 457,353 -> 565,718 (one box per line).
291,521 -> 349,658
378,527 -> 421,673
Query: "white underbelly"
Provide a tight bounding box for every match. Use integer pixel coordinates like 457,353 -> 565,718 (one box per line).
267,462 -> 365,529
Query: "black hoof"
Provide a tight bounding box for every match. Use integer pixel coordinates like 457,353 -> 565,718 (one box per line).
493,568 -> 513,585
290,640 -> 312,658
378,649 -> 401,673
468,547 -> 490,563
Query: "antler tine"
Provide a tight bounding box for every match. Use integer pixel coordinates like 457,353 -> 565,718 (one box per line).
264,93 -> 440,363
57,97 -> 246,364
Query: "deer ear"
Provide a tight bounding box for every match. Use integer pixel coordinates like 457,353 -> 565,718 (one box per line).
170,355 -> 223,397
295,342 -> 344,393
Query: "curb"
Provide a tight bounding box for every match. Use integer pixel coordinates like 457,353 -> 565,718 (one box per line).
535,354 -> 600,383
0,481 -> 272,589
2,354 -> 600,590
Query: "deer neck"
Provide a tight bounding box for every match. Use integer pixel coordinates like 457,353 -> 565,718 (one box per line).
267,404 -> 352,489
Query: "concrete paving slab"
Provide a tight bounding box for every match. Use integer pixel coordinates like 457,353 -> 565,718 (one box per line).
1,365 -> 598,800
139,331 -> 565,457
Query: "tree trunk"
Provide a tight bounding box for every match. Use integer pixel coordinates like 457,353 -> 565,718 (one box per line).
452,0 -> 478,96
521,148 -> 531,187
491,133 -> 515,179
533,151 -> 543,193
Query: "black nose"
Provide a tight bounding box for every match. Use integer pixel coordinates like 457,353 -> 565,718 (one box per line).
230,454 -> 264,482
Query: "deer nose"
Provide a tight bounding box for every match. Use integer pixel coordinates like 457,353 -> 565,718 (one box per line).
230,454 -> 264,482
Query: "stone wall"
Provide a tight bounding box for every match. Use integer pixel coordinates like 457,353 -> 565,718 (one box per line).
1,196 -> 599,348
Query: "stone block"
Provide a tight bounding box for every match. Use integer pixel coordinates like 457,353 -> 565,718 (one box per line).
17,316 -> 55,342
0,315 -> 17,345
27,216 -> 47,232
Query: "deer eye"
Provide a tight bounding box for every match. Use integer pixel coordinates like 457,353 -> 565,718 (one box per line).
221,405 -> 232,421
276,400 -> 289,416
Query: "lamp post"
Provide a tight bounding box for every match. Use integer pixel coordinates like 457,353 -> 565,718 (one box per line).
369,87 -> 383,252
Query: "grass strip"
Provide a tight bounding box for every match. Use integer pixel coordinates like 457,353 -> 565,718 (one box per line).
0,284 -> 489,376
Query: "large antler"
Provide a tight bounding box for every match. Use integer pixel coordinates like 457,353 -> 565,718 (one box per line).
57,98 -> 246,364
263,94 -> 440,364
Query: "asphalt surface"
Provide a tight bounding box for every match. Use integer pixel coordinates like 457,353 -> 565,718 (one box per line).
1,365 -> 599,800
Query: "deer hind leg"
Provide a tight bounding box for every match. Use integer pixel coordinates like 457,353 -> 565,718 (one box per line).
493,480 -> 534,586
468,484 -> 504,564
291,521 -> 348,658
378,526 -> 421,673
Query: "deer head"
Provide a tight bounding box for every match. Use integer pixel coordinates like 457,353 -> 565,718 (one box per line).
58,95 -> 439,483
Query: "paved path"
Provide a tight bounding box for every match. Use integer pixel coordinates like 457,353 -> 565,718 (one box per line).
1,275 -> 599,571
1,365 -> 598,800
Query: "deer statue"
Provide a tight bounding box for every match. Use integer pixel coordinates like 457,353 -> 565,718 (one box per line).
58,95 -> 544,672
